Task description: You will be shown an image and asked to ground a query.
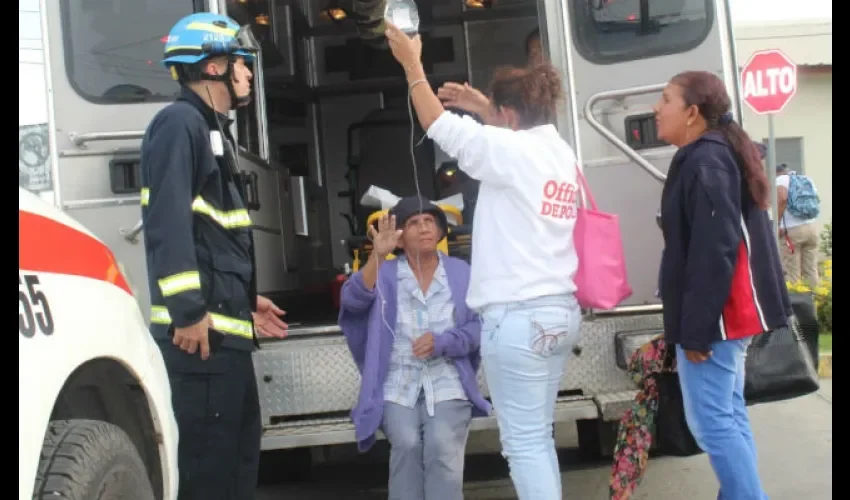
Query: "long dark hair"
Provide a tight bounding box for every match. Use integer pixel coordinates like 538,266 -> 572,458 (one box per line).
671,71 -> 769,209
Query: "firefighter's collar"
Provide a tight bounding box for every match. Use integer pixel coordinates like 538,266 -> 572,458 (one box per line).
178,86 -> 233,128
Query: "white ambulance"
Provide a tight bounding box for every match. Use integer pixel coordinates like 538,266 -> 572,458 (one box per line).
19,187 -> 178,499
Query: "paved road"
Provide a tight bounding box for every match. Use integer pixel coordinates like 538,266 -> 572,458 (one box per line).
257,380 -> 832,499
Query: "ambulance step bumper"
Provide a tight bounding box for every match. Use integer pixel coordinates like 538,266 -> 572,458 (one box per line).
260,395 -> 600,451
596,390 -> 640,422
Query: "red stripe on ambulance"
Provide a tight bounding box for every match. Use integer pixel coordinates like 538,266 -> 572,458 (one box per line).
19,210 -> 133,296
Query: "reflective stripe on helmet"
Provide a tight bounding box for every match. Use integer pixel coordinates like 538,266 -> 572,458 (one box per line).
164,45 -> 204,55
185,21 -> 238,37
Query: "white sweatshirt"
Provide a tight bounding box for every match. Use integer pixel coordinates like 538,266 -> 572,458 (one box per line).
427,111 -> 579,310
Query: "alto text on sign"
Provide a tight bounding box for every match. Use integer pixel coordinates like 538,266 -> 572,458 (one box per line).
740,49 -> 797,115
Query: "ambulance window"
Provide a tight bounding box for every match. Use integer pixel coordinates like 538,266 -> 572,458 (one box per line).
60,0 -> 198,104
571,0 -> 713,64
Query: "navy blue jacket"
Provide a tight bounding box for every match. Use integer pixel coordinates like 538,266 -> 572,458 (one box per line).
659,132 -> 791,353
140,87 -> 259,360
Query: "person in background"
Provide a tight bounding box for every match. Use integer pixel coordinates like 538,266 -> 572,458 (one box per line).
654,70 -> 791,500
525,27 -> 544,66
776,162 -> 822,289
338,196 -> 490,500
384,21 -> 583,500
435,26 -> 545,124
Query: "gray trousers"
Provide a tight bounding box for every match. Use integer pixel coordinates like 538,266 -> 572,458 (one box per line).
382,397 -> 473,500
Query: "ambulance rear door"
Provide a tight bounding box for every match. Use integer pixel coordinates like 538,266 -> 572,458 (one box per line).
560,0 -> 740,307
43,0 -> 218,317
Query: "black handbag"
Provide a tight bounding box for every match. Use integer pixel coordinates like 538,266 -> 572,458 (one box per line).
654,347 -> 703,457
789,291 -> 820,367
744,295 -> 820,406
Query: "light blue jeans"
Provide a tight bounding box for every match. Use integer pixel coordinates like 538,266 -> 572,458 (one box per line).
382,395 -> 473,500
479,294 -> 582,500
677,339 -> 768,500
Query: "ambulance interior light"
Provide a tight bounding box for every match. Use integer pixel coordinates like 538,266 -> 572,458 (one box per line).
321,7 -> 348,22
465,0 -> 495,8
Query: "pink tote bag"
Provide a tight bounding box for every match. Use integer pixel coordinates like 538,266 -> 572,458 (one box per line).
572,166 -> 633,310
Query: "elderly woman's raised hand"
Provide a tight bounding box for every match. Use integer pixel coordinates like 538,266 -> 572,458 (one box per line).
368,213 -> 404,258
384,20 -> 422,71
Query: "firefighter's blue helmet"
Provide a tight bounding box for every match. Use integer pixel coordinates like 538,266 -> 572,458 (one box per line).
161,12 -> 258,67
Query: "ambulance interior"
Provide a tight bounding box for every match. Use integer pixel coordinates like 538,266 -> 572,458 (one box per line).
225,0 -> 693,326
222,0 -> 546,326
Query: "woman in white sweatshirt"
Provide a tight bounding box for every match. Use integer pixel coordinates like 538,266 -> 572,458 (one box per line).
385,22 -> 581,500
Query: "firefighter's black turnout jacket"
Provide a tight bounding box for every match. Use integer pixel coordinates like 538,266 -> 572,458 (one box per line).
140,86 -> 259,357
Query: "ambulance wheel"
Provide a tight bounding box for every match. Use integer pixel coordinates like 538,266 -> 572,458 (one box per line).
33,419 -> 155,500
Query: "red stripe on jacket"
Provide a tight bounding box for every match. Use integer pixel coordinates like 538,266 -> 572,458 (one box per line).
721,241 -> 766,340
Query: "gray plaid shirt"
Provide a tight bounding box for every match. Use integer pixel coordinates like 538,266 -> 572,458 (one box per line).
383,254 -> 467,416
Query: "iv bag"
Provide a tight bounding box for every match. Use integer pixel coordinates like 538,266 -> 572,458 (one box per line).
385,0 -> 420,35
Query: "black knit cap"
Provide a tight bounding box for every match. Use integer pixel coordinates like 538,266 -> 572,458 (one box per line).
383,195 -> 449,255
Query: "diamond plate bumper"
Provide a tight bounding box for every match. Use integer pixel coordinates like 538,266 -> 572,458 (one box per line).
261,395 -> 599,450
255,313 -> 662,450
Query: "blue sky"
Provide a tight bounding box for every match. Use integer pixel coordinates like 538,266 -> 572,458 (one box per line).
19,0 -> 832,126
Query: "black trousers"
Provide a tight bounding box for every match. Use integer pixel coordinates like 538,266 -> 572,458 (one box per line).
160,343 -> 261,500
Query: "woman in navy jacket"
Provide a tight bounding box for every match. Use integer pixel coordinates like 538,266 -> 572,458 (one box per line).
655,70 -> 791,500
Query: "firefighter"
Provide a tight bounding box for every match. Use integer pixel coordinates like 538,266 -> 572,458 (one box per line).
139,12 -> 288,499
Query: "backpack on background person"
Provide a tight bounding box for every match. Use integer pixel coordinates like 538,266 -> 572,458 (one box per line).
786,173 -> 820,220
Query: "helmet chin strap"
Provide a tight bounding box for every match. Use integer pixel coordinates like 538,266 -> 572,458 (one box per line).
200,58 -> 252,110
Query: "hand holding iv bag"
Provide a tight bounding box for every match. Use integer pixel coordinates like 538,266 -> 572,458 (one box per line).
385,0 -> 419,36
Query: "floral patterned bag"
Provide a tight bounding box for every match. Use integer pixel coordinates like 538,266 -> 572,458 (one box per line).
609,335 -> 670,500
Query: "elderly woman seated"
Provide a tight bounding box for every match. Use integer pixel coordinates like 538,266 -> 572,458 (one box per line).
339,195 -> 490,500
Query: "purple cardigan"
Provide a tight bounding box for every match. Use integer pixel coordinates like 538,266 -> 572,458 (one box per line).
338,256 -> 492,453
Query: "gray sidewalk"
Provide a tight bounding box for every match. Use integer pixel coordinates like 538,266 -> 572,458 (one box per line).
257,380 -> 833,499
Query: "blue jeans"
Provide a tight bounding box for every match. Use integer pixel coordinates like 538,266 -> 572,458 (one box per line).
479,294 -> 582,500
677,339 -> 768,500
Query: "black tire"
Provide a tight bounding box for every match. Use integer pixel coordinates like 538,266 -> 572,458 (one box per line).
33,419 -> 155,500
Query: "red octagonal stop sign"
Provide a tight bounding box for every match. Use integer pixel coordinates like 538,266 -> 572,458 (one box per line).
740,49 -> 797,115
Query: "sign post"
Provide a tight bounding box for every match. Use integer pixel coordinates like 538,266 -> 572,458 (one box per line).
767,116 -> 776,230
740,49 -> 798,237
